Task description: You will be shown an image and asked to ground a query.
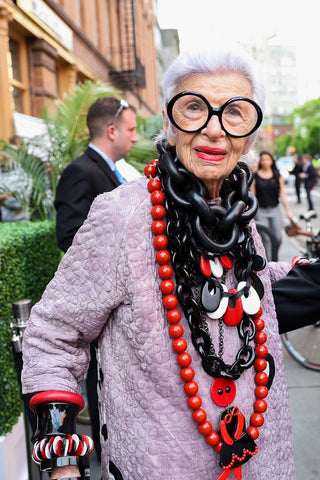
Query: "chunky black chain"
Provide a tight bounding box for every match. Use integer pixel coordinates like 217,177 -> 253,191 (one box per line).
158,151 -> 258,254
157,147 -> 264,380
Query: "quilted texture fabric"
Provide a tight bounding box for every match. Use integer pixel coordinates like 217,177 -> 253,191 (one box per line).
22,177 -> 295,479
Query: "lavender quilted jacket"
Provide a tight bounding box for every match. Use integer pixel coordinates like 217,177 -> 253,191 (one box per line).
22,177 -> 296,479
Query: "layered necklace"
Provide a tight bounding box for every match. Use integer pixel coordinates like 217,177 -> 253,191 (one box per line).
144,146 -> 270,480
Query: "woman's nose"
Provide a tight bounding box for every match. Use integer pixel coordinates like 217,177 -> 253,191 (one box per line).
201,115 -> 225,137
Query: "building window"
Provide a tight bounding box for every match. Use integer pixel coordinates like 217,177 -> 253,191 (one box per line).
8,36 -> 30,114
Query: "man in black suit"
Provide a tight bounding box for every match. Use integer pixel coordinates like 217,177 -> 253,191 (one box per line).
300,153 -> 317,211
54,96 -> 138,462
55,96 -> 138,252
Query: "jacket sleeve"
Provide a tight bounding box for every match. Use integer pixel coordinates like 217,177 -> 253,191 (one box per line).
55,162 -> 96,252
22,192 -> 126,395
272,262 -> 320,333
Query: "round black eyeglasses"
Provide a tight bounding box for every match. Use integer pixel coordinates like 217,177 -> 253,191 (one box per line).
166,91 -> 263,138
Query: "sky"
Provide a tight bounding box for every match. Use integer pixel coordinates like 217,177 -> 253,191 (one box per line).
157,0 -> 320,105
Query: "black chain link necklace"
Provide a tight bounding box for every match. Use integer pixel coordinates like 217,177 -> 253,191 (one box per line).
156,145 -> 266,381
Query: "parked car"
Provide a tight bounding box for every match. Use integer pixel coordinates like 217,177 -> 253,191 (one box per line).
276,156 -> 295,183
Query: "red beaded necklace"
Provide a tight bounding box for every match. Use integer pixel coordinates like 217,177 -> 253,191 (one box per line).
145,159 -> 270,479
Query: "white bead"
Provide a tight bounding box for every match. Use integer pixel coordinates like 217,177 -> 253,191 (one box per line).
237,281 -> 260,315
209,257 -> 224,278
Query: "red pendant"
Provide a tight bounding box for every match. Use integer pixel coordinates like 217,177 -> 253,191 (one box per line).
200,255 -> 211,277
219,255 -> 232,270
223,289 -> 243,326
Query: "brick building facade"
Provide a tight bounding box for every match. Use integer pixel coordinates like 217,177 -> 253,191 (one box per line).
0,0 -> 159,140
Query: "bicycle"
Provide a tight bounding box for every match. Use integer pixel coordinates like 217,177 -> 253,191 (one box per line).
281,211 -> 320,371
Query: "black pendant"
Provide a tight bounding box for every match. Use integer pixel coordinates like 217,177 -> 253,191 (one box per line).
201,279 -> 223,312
250,272 -> 264,299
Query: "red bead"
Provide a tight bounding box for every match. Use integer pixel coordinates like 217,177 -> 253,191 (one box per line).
255,371 -> 269,385
151,205 -> 166,220
254,358 -> 267,372
153,234 -> 168,249
169,324 -> 184,339
247,426 -> 259,440
166,309 -> 181,324
177,352 -> 192,367
255,385 -> 269,399
147,178 -> 162,192
144,164 -> 157,177
184,381 -> 198,396
198,420 -> 213,436
187,395 -> 202,410
160,280 -> 175,294
159,264 -> 173,279
151,190 -> 165,205
254,317 -> 265,331
180,367 -> 195,382
172,338 -> 187,353
214,441 -> 223,453
156,250 -> 171,265
205,431 -> 220,446
255,331 -> 267,344
250,413 -> 264,427
150,159 -> 158,166
192,408 -> 207,424
254,399 -> 267,413
255,344 -> 268,358
253,307 -> 263,318
152,220 -> 166,235
163,294 -> 178,310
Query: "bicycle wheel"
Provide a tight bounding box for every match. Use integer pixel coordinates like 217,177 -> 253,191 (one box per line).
281,322 -> 320,371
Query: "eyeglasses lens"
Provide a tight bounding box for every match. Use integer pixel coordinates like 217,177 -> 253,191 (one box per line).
222,100 -> 259,137
170,94 -> 259,136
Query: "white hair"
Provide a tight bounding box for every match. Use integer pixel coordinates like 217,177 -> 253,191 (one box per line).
156,47 -> 265,150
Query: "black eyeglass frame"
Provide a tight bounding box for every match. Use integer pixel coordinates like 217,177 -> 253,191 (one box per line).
166,91 -> 263,138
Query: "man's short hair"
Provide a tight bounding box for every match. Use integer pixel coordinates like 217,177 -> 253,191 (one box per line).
86,96 -> 136,139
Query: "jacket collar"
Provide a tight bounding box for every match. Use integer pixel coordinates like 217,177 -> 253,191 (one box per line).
85,146 -> 121,187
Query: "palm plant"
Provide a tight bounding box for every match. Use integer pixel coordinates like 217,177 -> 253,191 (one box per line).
0,140 -> 51,220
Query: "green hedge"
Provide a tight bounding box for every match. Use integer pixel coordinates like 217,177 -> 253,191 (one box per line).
0,221 -> 61,435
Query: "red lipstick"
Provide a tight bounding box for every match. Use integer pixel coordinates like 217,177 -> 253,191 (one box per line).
194,146 -> 227,162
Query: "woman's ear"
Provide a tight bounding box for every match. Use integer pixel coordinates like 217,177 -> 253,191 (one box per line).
162,110 -> 176,147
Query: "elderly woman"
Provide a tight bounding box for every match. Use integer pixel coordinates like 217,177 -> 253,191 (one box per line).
22,48 -> 295,480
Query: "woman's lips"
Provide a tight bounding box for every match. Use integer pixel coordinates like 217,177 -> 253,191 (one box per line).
194,146 -> 227,162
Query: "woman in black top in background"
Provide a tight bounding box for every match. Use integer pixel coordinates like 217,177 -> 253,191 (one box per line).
251,151 -> 292,260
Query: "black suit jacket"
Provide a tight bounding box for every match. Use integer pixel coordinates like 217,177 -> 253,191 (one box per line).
304,163 -> 317,190
55,147 -> 121,252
